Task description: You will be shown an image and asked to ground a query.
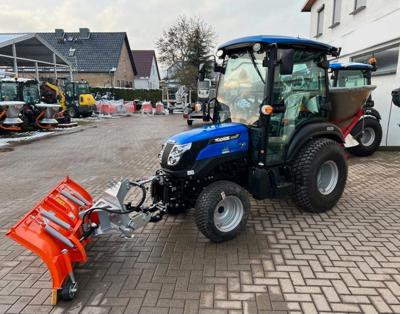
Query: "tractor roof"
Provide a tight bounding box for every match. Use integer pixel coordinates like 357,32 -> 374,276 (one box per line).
218,35 -> 339,56
329,62 -> 373,71
0,77 -> 36,83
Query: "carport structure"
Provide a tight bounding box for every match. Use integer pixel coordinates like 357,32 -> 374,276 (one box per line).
0,33 -> 73,80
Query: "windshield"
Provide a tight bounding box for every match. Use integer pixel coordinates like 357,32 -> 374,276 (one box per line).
217,50 -> 266,125
335,69 -> 368,87
23,84 -> 40,105
78,83 -> 90,94
0,82 -> 19,101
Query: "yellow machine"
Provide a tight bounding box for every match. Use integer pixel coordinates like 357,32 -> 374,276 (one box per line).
43,81 -> 67,111
64,80 -> 96,118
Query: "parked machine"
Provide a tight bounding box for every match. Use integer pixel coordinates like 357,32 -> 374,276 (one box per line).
41,82 -> 73,125
0,77 -> 25,131
7,35 -> 377,303
184,78 -> 215,125
0,77 -> 60,131
329,61 -> 382,156
64,80 -> 96,118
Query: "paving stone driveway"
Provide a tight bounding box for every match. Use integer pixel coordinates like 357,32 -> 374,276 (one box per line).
0,115 -> 400,314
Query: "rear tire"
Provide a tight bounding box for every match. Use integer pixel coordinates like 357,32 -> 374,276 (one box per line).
195,180 -> 250,242
347,117 -> 382,156
187,119 -> 193,126
292,138 -> 347,213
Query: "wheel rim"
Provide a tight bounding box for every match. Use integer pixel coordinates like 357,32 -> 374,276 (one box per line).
317,160 -> 339,195
213,195 -> 244,232
359,127 -> 375,147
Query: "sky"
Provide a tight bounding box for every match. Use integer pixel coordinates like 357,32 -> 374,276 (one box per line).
0,0 -> 311,62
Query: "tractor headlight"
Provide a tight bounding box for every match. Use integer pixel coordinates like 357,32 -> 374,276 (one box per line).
167,143 -> 192,166
158,144 -> 166,163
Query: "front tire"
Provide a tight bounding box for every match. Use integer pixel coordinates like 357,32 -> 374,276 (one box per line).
195,181 -> 250,242
348,117 -> 382,157
68,106 -> 80,118
292,138 -> 347,213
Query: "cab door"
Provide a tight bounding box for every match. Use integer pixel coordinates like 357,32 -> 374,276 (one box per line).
266,49 -> 328,166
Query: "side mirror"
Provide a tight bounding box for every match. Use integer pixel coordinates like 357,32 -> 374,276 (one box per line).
279,49 -> 295,75
392,88 -> 400,108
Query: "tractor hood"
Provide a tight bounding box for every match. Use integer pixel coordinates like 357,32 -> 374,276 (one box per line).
168,123 -> 248,145
161,123 -> 249,170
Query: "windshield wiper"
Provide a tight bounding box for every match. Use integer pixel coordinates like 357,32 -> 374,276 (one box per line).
249,51 -> 265,84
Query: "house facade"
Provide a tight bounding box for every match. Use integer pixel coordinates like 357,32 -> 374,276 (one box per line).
302,0 -> 400,146
132,50 -> 160,89
37,29 -> 137,88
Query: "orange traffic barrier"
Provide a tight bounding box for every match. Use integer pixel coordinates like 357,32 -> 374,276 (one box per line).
124,101 -> 136,113
141,102 -> 152,114
6,177 -> 95,304
155,102 -> 165,114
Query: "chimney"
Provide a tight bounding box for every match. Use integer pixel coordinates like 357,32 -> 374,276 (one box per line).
79,28 -> 90,40
55,29 -> 65,42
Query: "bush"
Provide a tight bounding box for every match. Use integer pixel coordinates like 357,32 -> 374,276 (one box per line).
91,87 -> 162,103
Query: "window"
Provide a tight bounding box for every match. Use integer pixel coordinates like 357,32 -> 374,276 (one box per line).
267,50 -> 328,165
316,5 -> 325,37
351,0 -> 366,14
352,45 -> 400,76
217,50 -> 267,126
331,0 -> 341,27
335,70 -> 368,87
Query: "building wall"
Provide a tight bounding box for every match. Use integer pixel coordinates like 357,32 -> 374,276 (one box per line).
307,0 -> 400,146
36,72 -> 113,88
113,41 -> 135,88
133,57 -> 160,90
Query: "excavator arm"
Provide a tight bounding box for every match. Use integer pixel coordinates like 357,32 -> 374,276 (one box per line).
43,82 -> 67,112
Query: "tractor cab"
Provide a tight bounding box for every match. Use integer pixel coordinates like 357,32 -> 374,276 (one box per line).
329,62 -> 374,87
213,36 -> 340,166
64,80 -> 96,118
329,61 -> 375,108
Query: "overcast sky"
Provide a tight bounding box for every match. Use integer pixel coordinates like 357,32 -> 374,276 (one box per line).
0,0 -> 310,58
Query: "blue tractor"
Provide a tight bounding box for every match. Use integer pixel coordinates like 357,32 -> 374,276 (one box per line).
151,35 -> 369,242
329,61 -> 382,156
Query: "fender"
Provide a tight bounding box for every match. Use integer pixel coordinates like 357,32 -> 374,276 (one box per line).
286,122 -> 344,161
364,107 -> 381,120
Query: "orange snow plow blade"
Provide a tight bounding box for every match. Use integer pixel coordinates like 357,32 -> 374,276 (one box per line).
6,177 -> 94,304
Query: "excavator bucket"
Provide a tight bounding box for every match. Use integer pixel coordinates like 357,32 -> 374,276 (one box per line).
6,177 -> 94,304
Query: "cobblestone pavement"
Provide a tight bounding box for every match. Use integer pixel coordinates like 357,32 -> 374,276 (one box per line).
0,115 -> 400,314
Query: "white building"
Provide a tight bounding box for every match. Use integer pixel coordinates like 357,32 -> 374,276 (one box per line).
302,0 -> 400,146
131,50 -> 160,90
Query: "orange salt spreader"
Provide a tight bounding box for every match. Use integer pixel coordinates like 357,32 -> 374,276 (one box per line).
6,176 -> 166,304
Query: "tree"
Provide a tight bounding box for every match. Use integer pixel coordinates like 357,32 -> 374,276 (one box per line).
156,16 -> 216,89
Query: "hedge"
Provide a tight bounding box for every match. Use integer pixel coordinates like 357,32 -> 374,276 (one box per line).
91,87 -> 162,103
